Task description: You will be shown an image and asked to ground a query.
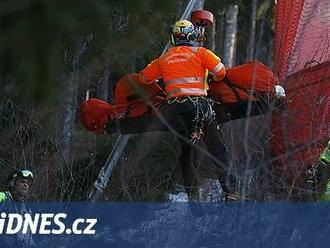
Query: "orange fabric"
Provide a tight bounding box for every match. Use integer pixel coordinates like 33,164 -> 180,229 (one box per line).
114,74 -> 165,117
225,61 -> 278,92
209,61 -> 278,104
80,74 -> 167,134
210,83 -> 257,104
115,74 -> 163,104
140,46 -> 225,99
80,98 -> 127,133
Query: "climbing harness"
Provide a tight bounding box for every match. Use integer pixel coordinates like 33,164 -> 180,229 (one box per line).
167,96 -> 216,142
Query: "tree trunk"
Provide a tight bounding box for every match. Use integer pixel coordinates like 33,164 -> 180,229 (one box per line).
60,73 -> 78,165
193,0 -> 204,10
215,9 -> 225,56
223,5 -> 239,68
255,1 -> 273,67
246,0 -> 258,61
255,12 -> 265,61
206,14 -> 216,51
58,35 -> 93,166
97,67 -> 110,102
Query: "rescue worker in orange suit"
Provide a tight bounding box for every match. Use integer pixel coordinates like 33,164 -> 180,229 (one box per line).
139,20 -> 237,200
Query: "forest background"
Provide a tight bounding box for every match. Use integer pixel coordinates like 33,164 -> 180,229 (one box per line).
0,0 -> 278,201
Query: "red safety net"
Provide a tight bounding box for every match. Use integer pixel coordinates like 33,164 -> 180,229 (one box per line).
271,0 -> 330,180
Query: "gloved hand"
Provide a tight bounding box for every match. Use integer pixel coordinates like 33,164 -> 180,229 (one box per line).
275,85 -> 286,98
273,85 -> 287,110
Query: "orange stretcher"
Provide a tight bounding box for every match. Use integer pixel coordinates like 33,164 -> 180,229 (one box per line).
80,61 -> 285,134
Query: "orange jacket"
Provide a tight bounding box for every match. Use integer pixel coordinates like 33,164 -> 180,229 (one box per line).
139,46 -> 226,99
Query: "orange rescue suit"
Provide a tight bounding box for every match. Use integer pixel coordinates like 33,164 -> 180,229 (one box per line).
140,46 -> 226,99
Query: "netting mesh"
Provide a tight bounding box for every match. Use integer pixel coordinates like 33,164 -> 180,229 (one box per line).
274,0 -> 305,80
287,0 -> 330,76
271,0 -> 330,183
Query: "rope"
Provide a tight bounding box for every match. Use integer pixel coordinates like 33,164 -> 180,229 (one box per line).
188,97 -> 216,143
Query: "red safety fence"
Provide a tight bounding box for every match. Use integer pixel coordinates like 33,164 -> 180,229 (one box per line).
271,0 -> 330,180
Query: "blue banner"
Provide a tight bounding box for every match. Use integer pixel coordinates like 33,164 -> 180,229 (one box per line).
0,202 -> 329,248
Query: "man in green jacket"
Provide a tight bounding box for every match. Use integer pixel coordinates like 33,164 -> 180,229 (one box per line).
319,140 -> 330,200
0,169 -> 36,247
0,169 -> 33,203
320,140 -> 330,165
307,139 -> 330,200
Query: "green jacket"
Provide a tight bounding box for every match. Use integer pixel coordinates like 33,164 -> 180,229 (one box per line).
0,191 -> 13,203
320,140 -> 330,165
319,140 -> 330,201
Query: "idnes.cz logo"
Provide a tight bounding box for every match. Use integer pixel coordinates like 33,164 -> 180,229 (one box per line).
0,212 -> 97,235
